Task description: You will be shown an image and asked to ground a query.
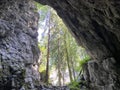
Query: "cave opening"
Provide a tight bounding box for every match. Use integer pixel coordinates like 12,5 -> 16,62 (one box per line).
1,0 -> 120,90
35,2 -> 91,88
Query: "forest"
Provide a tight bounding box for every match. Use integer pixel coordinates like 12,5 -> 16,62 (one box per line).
35,2 -> 91,89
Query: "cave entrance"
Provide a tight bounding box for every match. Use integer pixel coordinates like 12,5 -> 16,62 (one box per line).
35,2 -> 90,87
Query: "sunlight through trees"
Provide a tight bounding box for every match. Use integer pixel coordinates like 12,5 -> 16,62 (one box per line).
35,2 -> 90,87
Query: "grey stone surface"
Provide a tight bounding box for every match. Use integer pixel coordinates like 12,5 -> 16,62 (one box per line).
0,0 -> 40,89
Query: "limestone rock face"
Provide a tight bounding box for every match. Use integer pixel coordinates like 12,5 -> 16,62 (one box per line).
35,0 -> 120,90
0,0 -> 40,89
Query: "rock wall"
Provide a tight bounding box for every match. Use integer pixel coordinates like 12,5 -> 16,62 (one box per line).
35,0 -> 120,90
0,0 -> 41,89
1,0 -> 120,90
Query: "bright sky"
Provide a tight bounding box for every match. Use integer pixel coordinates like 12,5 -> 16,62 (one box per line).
38,28 -> 43,42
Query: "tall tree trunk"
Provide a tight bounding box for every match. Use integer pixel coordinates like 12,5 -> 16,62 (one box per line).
62,70 -> 65,86
45,28 -> 50,84
71,57 -> 76,80
58,37 -> 62,86
45,11 -> 51,84
64,35 -> 73,82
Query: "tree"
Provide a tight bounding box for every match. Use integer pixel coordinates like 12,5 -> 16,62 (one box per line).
45,11 -> 51,84
64,32 -> 73,82
35,3 -> 91,85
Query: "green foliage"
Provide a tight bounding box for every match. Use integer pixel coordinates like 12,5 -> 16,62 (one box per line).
68,80 -> 80,90
34,1 -> 50,22
38,43 -> 47,73
40,70 -> 46,82
34,1 -> 45,10
80,56 -> 90,66
78,55 -> 91,71
35,2 -> 91,85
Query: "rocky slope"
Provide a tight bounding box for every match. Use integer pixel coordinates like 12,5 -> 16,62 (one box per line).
35,0 -> 120,90
0,0 -> 40,89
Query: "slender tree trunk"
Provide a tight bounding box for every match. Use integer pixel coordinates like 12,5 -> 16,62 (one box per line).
71,57 -> 76,80
45,28 -> 50,84
64,35 -> 73,82
58,37 -> 62,86
62,71 -> 65,86
45,11 -> 51,84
